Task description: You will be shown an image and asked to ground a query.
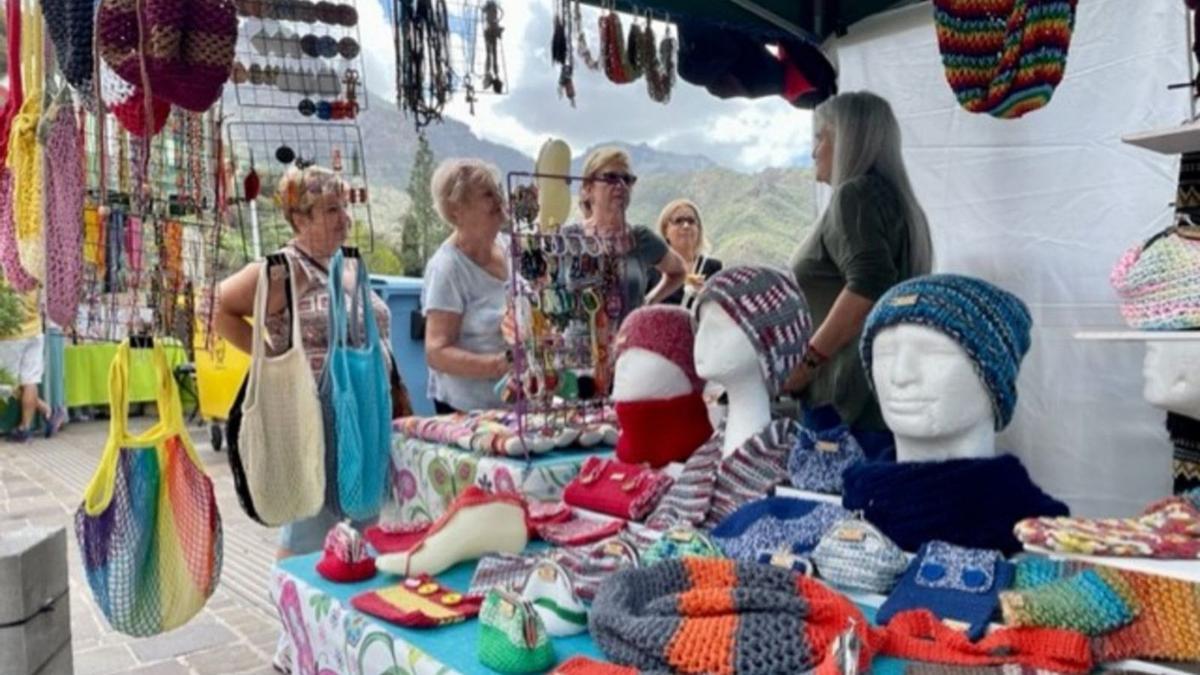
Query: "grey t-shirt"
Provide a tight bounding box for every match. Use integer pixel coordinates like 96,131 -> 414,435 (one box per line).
421,239 -> 509,412
561,223 -> 669,322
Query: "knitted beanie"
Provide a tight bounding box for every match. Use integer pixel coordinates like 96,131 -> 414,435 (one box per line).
861,274 -> 1032,431
876,541 -> 1015,642
589,557 -> 875,674
614,305 -> 704,392
1169,412 -> 1200,494
933,0 -> 1078,119
694,266 -> 812,396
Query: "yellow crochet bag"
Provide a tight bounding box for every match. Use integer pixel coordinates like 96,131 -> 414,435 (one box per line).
8,0 -> 44,283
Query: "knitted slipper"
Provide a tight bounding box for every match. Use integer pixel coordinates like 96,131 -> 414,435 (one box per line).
1014,496 -> 1200,559
376,486 -> 529,577
521,560 -> 588,637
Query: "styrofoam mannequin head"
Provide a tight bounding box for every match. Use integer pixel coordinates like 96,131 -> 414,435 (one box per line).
612,349 -> 693,402
872,324 -> 996,461
1143,341 -> 1200,418
694,301 -> 763,389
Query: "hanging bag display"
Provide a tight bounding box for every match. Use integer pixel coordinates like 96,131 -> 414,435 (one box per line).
74,339 -> 223,637
0,0 -> 38,292
9,0 -> 46,283
321,248 -> 391,520
228,254 -> 326,526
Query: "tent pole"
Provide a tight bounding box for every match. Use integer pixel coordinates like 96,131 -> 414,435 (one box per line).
1189,6 -> 1197,121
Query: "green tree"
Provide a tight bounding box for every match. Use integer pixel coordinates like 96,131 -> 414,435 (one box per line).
0,280 -> 22,338
399,133 -> 445,276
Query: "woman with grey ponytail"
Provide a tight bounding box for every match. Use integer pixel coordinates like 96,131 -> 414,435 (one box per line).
785,91 -> 934,444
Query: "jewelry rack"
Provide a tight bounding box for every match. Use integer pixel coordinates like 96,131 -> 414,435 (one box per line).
231,0 -> 370,116
504,170 -> 625,454
224,120 -> 375,259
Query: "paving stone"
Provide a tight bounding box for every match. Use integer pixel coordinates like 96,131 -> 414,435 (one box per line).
74,644 -> 137,675
184,644 -> 271,675
123,659 -> 192,675
128,619 -> 238,663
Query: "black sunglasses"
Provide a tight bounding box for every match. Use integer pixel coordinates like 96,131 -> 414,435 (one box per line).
596,171 -> 638,187
671,216 -> 697,226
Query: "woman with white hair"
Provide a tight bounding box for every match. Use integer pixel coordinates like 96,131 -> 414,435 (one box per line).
786,91 -> 934,442
422,158 -> 511,414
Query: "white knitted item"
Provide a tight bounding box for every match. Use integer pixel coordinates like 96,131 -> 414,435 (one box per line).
236,259 -> 326,525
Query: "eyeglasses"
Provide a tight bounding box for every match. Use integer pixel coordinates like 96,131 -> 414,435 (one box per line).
670,216 -> 697,226
596,171 -> 638,187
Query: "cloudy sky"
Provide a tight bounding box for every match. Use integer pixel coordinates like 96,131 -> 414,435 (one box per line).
357,1 -> 815,171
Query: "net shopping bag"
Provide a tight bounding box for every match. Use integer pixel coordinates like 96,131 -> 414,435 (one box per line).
321,249 -> 391,520
75,340 -> 223,637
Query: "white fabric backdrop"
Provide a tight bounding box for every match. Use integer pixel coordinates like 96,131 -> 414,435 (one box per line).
828,0 -> 1190,516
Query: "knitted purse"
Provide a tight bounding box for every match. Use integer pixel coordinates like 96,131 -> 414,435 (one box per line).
315,521 -> 376,583
351,576 -> 482,628
812,515 -> 909,594
933,0 -> 1078,119
469,552 -> 543,597
537,516 -> 626,547
478,588 -> 557,674
709,497 -> 848,562
552,536 -> 640,601
641,526 -> 724,566
787,417 -> 865,494
521,559 -> 588,637
563,456 -> 674,521
1111,225 -> 1200,330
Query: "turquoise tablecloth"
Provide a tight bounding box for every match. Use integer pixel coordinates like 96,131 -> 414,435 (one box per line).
273,553 -> 908,674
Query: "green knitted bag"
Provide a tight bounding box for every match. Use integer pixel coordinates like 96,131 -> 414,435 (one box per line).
478,588 -> 556,674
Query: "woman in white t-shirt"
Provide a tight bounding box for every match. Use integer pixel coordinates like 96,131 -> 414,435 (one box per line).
422,159 -> 511,413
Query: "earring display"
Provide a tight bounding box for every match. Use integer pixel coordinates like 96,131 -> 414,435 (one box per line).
226,121 -> 375,257
232,0 -> 370,115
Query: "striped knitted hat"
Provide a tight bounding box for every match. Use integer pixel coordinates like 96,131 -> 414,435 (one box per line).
933,0 -> 1078,119
861,274 -> 1032,431
589,557 -> 874,674
694,266 -> 812,396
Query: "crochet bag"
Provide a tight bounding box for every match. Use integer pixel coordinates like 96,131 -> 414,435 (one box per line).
1111,225 -> 1200,330
0,0 -> 39,292
933,0 -> 1078,119
9,0 -> 45,286
562,456 -> 673,521
74,340 -> 223,636
228,255 -> 325,526
787,418 -> 865,494
41,93 -> 85,329
811,515 -> 908,594
478,588 -> 556,674
320,249 -> 391,520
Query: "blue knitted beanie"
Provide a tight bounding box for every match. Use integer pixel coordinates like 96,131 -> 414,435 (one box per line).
860,274 -> 1032,430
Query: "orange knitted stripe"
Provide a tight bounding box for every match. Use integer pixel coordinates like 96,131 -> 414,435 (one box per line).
683,556 -> 737,589
796,575 -> 880,673
1094,569 -> 1200,661
666,615 -> 737,675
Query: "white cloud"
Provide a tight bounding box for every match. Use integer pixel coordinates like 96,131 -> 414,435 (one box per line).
362,0 -> 813,172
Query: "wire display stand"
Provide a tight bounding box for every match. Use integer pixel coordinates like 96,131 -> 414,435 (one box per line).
504,170 -> 624,453
231,0 -> 370,116
224,120 -> 375,258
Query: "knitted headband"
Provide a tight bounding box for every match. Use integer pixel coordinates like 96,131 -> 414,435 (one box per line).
933,0 -> 1078,119
614,305 -> 704,392
694,266 -> 812,396
860,274 -> 1032,431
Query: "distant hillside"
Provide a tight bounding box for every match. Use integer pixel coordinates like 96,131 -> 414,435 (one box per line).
571,141 -> 718,176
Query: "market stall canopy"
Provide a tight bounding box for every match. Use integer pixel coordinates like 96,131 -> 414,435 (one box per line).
576,0 -> 925,42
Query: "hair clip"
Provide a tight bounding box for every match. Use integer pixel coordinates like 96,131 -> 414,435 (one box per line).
317,35 -> 339,58
298,97 -> 316,116
301,33 -> 320,57
338,36 -> 360,59
337,3 -> 357,25
294,0 -> 316,21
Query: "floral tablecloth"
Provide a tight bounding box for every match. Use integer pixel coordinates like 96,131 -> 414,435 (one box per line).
388,434 -> 612,524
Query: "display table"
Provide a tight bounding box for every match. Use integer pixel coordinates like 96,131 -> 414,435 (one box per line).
272,553 -> 907,675
389,435 -> 612,523
64,340 -> 188,407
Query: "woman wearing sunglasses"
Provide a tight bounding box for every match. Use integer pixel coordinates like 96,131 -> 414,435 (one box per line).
647,198 -> 723,308
575,146 -> 687,322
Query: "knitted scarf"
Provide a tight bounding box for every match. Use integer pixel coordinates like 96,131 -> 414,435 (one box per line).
841,455 -> 1069,555
1168,411 -> 1200,494
589,558 -> 1094,675
614,393 -> 713,468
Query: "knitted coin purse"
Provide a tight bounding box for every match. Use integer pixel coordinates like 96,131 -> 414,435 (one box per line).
521,559 -> 588,637
478,588 -> 557,674
552,536 -> 640,601
315,521 -> 376,583
351,576 -> 481,628
641,525 -> 724,566
812,515 -> 909,594
787,418 -> 866,494
469,552 -> 543,596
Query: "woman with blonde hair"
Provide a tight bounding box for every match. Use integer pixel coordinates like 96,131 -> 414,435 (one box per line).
786,91 -> 934,448
647,198 -> 722,307
422,158 -> 511,414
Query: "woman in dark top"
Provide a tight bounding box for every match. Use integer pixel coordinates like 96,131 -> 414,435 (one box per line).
646,198 -> 723,308
785,91 -> 934,440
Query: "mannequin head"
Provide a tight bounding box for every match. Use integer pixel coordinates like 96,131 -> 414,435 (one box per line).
612,305 -> 705,402
1143,341 -> 1200,418
693,301 -> 765,389
612,350 -> 693,402
862,274 -> 1032,462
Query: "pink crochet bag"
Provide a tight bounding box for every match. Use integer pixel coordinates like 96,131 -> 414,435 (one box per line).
0,0 -> 38,292
42,98 -> 85,328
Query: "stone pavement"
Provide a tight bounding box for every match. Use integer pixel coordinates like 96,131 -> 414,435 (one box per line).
1,419 -> 286,675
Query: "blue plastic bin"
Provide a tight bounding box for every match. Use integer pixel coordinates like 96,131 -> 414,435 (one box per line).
371,275 -> 434,416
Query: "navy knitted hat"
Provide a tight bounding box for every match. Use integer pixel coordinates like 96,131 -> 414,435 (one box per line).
860,274 -> 1032,431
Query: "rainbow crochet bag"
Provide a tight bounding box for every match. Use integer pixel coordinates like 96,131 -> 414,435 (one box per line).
74,340 -> 223,637
933,0 -> 1078,119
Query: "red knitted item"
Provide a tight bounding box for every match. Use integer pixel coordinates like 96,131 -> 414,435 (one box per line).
1091,566 -> 1200,662
614,305 -> 705,392
615,393 -> 713,468
564,457 -> 674,521
364,523 -> 430,554
109,87 -> 171,137
537,517 -> 626,547
552,657 -> 637,675
315,555 -> 376,583
351,576 -> 482,629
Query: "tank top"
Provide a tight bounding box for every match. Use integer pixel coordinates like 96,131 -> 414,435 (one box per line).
264,242 -> 391,378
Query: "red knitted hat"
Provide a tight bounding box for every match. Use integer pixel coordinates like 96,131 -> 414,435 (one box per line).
614,305 -> 704,392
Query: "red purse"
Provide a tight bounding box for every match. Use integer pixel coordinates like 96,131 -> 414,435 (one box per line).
563,457 -> 673,521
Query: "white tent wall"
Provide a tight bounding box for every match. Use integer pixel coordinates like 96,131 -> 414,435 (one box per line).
827,0 -> 1190,516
